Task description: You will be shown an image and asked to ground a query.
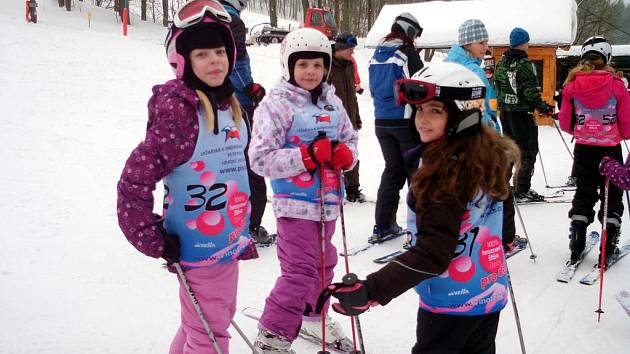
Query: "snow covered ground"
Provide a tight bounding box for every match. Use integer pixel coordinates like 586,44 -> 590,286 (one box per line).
1,1 -> 629,353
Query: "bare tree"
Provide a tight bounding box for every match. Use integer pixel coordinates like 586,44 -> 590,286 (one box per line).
141,0 -> 147,21
162,0 -> 169,26
269,0 -> 278,27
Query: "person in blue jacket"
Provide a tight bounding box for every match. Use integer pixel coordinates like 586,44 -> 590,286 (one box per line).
220,0 -> 272,245
445,19 -> 501,133
368,12 -> 423,243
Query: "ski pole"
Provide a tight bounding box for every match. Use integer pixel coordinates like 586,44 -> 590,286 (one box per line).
507,267 -> 527,354
538,148 -> 551,188
552,120 -> 573,160
173,263 -> 224,354
230,319 -> 260,353
316,132 -> 330,354
596,179 -> 609,322
338,173 -> 366,354
512,191 -> 538,261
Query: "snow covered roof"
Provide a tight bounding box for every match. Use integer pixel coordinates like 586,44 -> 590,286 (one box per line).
366,0 -> 578,48
557,45 -> 630,58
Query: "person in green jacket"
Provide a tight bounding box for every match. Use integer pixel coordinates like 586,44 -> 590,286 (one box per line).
494,27 -> 554,202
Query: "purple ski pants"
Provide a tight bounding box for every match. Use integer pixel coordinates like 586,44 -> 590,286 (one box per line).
259,217 -> 338,341
170,262 -> 238,354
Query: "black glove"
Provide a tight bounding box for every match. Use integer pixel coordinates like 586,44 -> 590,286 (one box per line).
155,216 -> 181,265
543,104 -> 555,117
316,273 -> 376,317
246,83 -> 266,107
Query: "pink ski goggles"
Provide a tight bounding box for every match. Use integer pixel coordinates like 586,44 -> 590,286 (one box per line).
173,0 -> 231,29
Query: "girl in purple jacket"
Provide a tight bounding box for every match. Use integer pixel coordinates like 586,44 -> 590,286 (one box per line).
116,2 -> 256,353
558,36 -> 630,267
248,28 -> 358,353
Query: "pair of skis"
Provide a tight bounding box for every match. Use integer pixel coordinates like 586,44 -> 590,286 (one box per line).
339,230 -> 407,257
241,307 -> 365,354
556,231 -> 630,284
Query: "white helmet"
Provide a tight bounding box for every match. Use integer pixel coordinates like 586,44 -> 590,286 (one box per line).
392,12 -> 423,39
581,36 -> 612,64
280,27 -> 332,82
409,62 -> 486,136
222,0 -> 248,11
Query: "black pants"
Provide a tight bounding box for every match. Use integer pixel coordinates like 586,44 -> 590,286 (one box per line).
501,111 -> 538,193
344,160 -> 360,191
374,126 -> 418,227
243,105 -> 267,228
412,308 -> 500,354
569,143 -> 624,224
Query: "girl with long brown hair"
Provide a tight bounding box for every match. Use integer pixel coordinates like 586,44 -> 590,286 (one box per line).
320,62 -> 521,354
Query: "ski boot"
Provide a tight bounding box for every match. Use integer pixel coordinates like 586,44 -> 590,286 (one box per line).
566,176 -> 577,188
301,315 -> 354,352
568,217 -> 588,264
253,328 -> 295,354
250,225 -> 274,247
601,218 -> 621,267
369,223 -> 405,244
402,230 -> 414,250
515,189 -> 545,203
345,186 -> 367,203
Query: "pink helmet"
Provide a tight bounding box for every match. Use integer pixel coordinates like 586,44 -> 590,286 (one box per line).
164,9 -> 235,79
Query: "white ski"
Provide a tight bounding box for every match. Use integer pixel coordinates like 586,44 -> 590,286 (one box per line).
241,307 -> 363,354
556,231 -> 600,283
579,241 -> 630,285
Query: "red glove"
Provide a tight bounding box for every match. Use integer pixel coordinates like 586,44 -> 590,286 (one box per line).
331,143 -> 353,171
300,135 -> 332,171
246,83 -> 266,107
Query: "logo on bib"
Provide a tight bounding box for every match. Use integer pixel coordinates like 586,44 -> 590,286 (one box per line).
222,126 -> 241,141
313,113 -> 331,124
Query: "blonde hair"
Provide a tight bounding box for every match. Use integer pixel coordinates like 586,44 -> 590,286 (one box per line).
195,90 -> 243,133
564,56 -> 615,86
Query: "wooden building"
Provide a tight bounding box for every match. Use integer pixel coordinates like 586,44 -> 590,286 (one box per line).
365,0 -> 578,126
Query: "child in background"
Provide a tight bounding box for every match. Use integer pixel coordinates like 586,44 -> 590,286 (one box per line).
321,62 -> 520,354
117,1 -> 256,352
559,36 -> 630,266
248,28 -> 358,354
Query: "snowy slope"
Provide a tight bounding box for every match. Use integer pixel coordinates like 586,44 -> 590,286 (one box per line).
1,1 -> 629,353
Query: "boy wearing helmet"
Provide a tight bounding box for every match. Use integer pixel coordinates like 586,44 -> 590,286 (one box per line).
117,1 -> 257,352
320,62 -> 520,354
248,28 -> 358,353
560,36 -> 630,267
368,12 -> 424,244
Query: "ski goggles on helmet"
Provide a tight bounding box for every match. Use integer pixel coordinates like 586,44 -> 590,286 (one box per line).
394,79 -> 486,106
173,0 -> 231,29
